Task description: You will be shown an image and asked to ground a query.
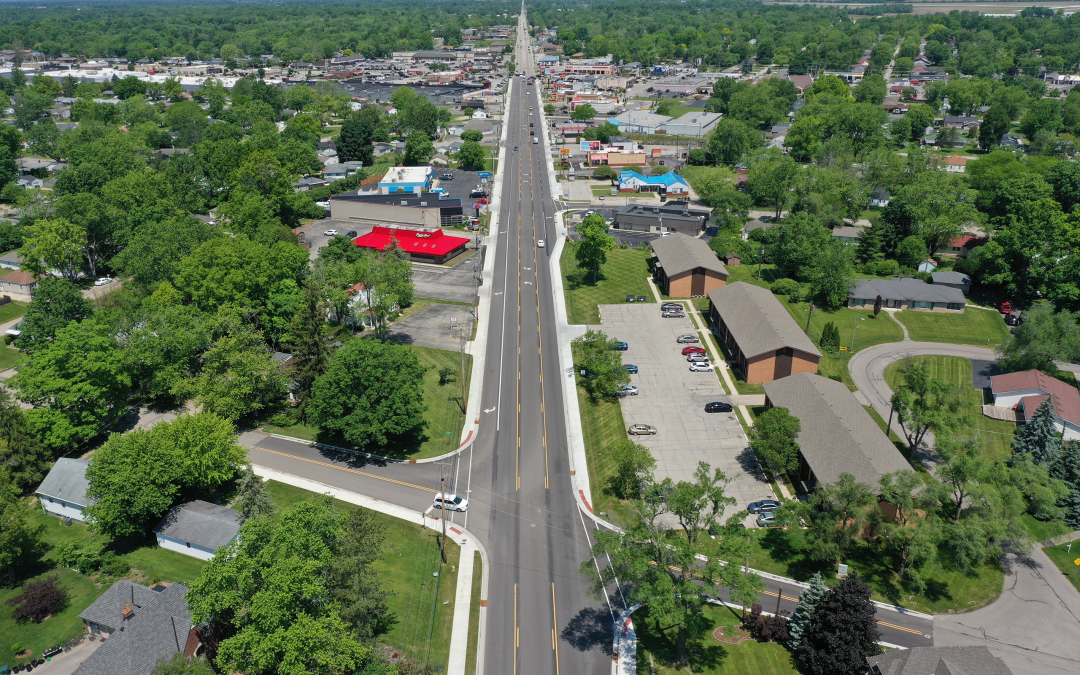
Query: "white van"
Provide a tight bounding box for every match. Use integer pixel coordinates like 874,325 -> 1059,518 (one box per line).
533,137 -> 538,144
433,492 -> 469,512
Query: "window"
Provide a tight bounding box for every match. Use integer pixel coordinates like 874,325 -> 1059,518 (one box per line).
911,300 -> 932,309
947,302 -> 964,311
850,298 -> 865,307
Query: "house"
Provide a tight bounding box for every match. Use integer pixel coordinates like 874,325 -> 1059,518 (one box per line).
618,170 -> 689,195
658,111 -> 722,137
707,282 -> 822,384
323,161 -> 364,181
650,233 -> 728,297
36,458 -> 95,523
612,202 -> 708,236
869,188 -> 891,208
75,580 -> 204,675
611,111 -> 673,134
1000,132 -> 1024,149
917,259 -> 938,273
990,369 -> 1080,441
0,269 -> 40,295
943,115 -> 980,129
831,224 -> 864,243
943,155 -> 967,173
353,224 -> 470,264
153,501 -> 242,561
762,373 -> 911,488
294,176 -> 330,191
741,216 -> 778,240
847,278 -> 966,312
378,166 -> 432,195
931,271 -> 972,295
866,646 -> 1013,675
0,249 -> 23,270
329,193 -> 465,227
947,234 -> 986,258
787,74 -> 814,95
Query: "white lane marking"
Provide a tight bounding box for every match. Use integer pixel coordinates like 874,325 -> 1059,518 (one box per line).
485,407 -> 496,414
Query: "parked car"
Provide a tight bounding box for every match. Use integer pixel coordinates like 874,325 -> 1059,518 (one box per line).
476,198 -> 489,204
705,402 -> 733,413
662,310 -> 685,318
747,499 -> 781,514
687,353 -> 710,363
345,230 -> 357,238
999,301 -> 1013,314
315,201 -> 330,208
1005,311 -> 1023,326
323,229 -> 339,236
624,364 -> 639,374
433,492 -> 469,512
756,512 -> 777,528
661,303 -> 683,311
616,384 -> 639,397
628,424 -> 656,436
611,341 -> 629,351
689,362 -> 712,372
440,173 -> 454,180
682,346 -> 707,355
676,334 -> 698,343
94,277 -> 113,286
660,230 -> 671,236
537,239 -> 545,248
469,189 -> 488,198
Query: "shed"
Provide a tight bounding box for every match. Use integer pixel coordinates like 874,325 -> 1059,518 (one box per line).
36,458 -> 95,523
154,500 -> 242,561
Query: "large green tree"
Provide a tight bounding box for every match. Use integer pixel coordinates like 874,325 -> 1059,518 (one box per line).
997,304 -> 1080,372
18,218 -> 87,281
14,277 -> 93,353
574,213 -> 616,283
890,360 -> 969,459
572,329 -> 631,401
794,574 -> 880,675
337,115 -> 375,166
748,406 -> 801,476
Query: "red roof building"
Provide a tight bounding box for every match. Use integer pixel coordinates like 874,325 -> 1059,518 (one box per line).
947,234 -> 987,258
991,369 -> 1080,440
353,225 -> 470,265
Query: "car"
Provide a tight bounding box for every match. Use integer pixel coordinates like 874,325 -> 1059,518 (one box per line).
529,106 -> 533,110
537,239 -> 545,248
748,499 -> 781,514
440,173 -> 454,180
705,402 -> 733,413
661,302 -> 683,310
1000,301 -> 1013,314
598,195 -> 605,200
628,424 -> 656,435
616,384 -> 639,396
530,122 -> 534,127
323,229 -> 339,236
756,513 -> 777,528
345,230 -> 357,238
94,277 -> 113,286
476,198 -> 489,204
433,492 -> 469,512
682,346 -> 706,355
658,160 -> 665,166
689,362 -> 712,372
676,334 -> 698,343
661,310 -> 685,318
315,201 -> 330,208
611,341 -> 628,351
624,364 -> 639,374
1005,311 -> 1023,326
687,353 -> 710,363
530,131 -> 534,136
660,231 -> 672,236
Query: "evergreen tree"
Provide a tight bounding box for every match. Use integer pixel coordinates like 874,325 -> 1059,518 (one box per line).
856,224 -> 884,264
787,571 -> 828,648
1051,443 -> 1080,528
235,466 -> 274,523
0,390 -> 50,493
820,322 -> 840,352
1010,398 -> 1061,468
795,573 -> 881,675
289,280 -> 338,410
337,115 -> 374,166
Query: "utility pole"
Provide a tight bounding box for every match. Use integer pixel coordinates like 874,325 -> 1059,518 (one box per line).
805,303 -> 814,333
756,246 -> 764,280
440,469 -> 448,563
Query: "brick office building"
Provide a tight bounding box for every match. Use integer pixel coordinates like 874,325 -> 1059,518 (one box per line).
707,282 -> 821,383
650,233 -> 728,297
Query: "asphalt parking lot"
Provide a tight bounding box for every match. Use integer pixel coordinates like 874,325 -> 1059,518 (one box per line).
599,303 -> 774,525
387,302 -> 475,350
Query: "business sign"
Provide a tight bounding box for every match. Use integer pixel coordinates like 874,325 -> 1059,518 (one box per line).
580,140 -> 601,151
477,171 -> 492,177
560,148 -> 571,155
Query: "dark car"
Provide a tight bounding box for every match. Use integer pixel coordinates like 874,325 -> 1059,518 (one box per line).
469,189 -> 488,198
747,499 -> 782,514
514,146 -> 518,151
661,303 -> 683,311
345,230 -> 357,238
612,341 -> 628,351
625,364 -> 639,374
1005,311 -> 1023,326
705,402 -> 733,413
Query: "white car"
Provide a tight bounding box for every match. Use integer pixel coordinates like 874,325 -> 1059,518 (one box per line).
315,201 -> 330,208
689,362 -> 713,372
660,232 -> 672,237
537,239 -> 545,248
94,277 -> 113,286
433,492 -> 469,512
323,229 -> 339,236
616,384 -> 639,397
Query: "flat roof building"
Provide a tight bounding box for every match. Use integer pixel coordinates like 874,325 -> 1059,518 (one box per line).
329,193 -> 465,228
378,166 -> 432,195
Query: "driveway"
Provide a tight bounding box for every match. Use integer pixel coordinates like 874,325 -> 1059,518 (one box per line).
599,303 -> 773,526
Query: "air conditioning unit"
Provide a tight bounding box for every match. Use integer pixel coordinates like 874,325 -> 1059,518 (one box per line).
653,207 -> 660,213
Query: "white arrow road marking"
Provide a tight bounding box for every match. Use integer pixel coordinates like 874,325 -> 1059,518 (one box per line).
523,267 -> 532,270
523,281 -> 533,285
494,292 -> 503,296
484,407 -> 496,413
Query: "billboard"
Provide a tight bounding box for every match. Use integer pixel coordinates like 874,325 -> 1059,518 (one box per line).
580,140 -> 601,151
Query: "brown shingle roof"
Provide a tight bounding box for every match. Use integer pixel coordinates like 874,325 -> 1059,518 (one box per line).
707,282 -> 822,359
3,270 -> 38,286
651,233 -> 728,278
991,369 -> 1080,426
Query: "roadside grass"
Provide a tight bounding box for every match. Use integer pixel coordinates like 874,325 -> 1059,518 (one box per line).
0,567 -> 103,660
264,481 -> 459,671
465,550 -> 482,675
265,345 -> 471,460
1021,513 -> 1070,543
636,603 -> 800,675
883,356 -> 1017,462
560,246 -> 654,325
1042,542 -> 1080,595
894,307 -> 1010,348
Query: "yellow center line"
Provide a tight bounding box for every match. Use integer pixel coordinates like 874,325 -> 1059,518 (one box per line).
552,583 -> 561,672
876,620 -> 925,635
514,583 -> 519,674
252,446 -> 436,493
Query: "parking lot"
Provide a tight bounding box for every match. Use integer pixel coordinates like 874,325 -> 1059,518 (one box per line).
386,302 -> 475,350
599,303 -> 774,526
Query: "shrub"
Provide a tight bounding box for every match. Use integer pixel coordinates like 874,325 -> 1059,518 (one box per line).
862,259 -> 900,277
742,603 -> 790,643
100,551 -> 132,577
437,366 -> 456,386
10,642 -> 24,658
820,321 -> 840,353
7,575 -> 69,623
54,540 -> 104,573
770,278 -> 800,296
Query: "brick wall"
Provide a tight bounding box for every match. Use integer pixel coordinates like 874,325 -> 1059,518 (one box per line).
667,272 -> 692,297
745,353 -> 776,384
790,353 -> 820,376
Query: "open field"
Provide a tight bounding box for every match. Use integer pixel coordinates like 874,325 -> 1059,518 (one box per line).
894,307 -> 1011,348
561,246 -> 654,325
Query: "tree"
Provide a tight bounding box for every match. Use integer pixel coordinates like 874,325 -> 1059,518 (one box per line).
572,329 -> 631,401
0,468 -> 42,582
748,406 -> 801,476
787,571 -> 827,648
1051,443 -> 1080,528
457,140 -> 486,169
330,507 -> 393,643
591,165 -> 618,184
896,235 -> 927,269
338,115 -> 374,166
27,119 -> 62,161
288,281 -> 338,409
235,466 -> 274,523
174,237 -> 307,315
14,89 -> 52,129
609,439 -> 656,500
574,213 -> 616,283
796,473 -> 876,564
707,117 -> 761,166
0,391 -> 50,494
877,470 -> 935,586
5,574 -> 67,623
583,122 -> 619,145
403,129 -> 433,165
1046,161 -> 1080,214
153,653 -> 215,675
903,104 -> 935,140
18,218 -> 87,281
747,150 -> 797,219
114,75 -> 147,100
1010,398 -> 1061,468
890,361 -> 969,459
997,304 -> 1080,372
810,240 -> 855,310
570,103 -> 596,121
853,74 -> 886,105
771,213 -> 832,281
14,277 -> 93,353
308,339 -> 428,453
979,104 -> 1011,151
794,574 -> 880,675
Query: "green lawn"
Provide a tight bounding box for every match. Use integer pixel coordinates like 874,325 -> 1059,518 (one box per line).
1042,542 -> 1080,595
560,247 -> 654,325
894,307 -> 1010,348
265,345 -> 472,460
636,603 -> 800,675
0,300 -> 28,323
465,550 -> 482,675
0,567 -> 104,660
573,357 -> 635,526
264,481 -> 459,671
1021,513 -> 1070,543
883,355 -> 1017,462
0,345 -> 25,371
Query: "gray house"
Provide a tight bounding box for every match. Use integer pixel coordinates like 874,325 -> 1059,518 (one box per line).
848,277 -> 966,312
867,646 -> 1013,675
36,457 -> 95,523
762,372 -> 911,488
930,270 -> 973,295
153,500 -> 242,561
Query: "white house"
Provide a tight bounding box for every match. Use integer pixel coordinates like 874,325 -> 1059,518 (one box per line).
36,458 -> 95,523
153,500 -> 242,561
990,369 -> 1080,441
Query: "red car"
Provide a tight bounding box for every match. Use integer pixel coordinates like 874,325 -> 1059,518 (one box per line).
1000,301 -> 1013,314
682,346 -> 707,355
475,198 -> 489,204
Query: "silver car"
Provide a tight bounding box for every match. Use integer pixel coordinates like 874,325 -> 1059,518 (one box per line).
676,334 -> 698,343
687,353 -> 710,362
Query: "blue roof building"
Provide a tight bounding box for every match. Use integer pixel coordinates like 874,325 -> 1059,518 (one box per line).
618,170 -> 690,195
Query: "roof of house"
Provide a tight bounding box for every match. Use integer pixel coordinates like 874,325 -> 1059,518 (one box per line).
618,170 -> 689,188
931,271 -> 971,285
354,225 -> 470,256
707,282 -> 822,359
3,269 -> 39,286
651,232 -> 728,279
35,458 -> 94,507
153,500 -> 241,551
944,155 -> 968,166
75,581 -> 192,675
788,74 -> 814,92
848,278 -> 966,305
991,369 -> 1080,426
762,373 -> 912,487
949,234 -> 986,250
832,225 -> 864,239
867,646 -> 1013,675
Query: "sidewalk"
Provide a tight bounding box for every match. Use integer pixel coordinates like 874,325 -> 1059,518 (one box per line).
251,465 -> 489,675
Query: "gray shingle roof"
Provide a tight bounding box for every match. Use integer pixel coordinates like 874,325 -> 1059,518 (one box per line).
651,232 -> 728,278
75,582 -> 192,675
931,271 -> 971,286
762,373 -> 911,487
35,457 -> 95,508
707,282 -> 822,359
849,277 -> 966,305
867,646 -> 1013,675
154,500 -> 241,551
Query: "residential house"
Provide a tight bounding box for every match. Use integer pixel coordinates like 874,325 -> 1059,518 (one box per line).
917,260 -> 938,273
869,188 -> 891,208
762,372 -> 911,488
153,501 -> 242,561
741,217 -> 778,241
617,170 -> 689,196
1,250 -> 26,271
323,161 -> 364,182
294,176 -> 330,191
707,282 -> 822,383
947,234 -> 986,258
943,115 -> 980,129
613,203 -> 709,236
1000,132 -> 1024,149
35,458 -> 95,523
787,74 -> 814,95
990,369 -> 1080,440
848,278 -> 966,312
650,232 -> 728,297
867,646 -> 1013,675
943,155 -> 967,173
831,224 -> 865,243
0,269 -> 39,295
75,581 -> 204,675
930,271 -> 972,295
